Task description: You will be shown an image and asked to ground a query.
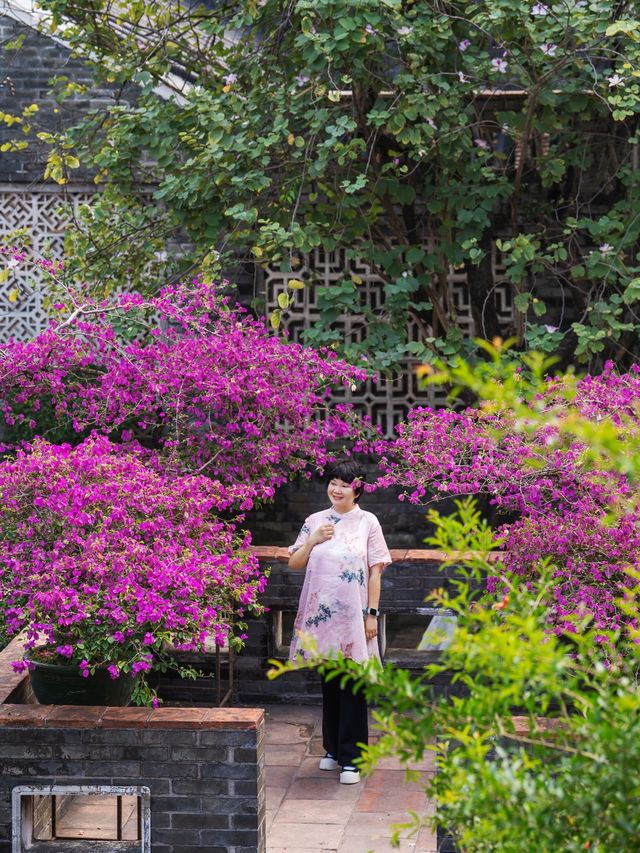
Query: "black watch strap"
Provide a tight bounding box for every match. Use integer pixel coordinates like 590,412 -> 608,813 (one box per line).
366,607 -> 380,617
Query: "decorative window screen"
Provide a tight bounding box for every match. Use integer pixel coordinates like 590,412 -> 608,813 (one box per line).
0,185 -> 94,342
264,246 -> 515,436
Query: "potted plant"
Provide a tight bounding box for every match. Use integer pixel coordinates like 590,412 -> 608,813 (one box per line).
0,436 -> 267,706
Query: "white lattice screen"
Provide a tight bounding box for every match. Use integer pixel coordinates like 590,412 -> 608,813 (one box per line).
264,247 -> 515,436
0,185 -> 94,341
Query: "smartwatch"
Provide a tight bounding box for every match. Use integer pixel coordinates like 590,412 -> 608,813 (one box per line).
365,607 -> 380,617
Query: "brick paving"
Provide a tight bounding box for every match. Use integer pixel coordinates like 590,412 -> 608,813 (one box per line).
264,704 -> 437,853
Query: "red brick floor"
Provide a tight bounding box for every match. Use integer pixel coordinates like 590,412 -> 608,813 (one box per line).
264,705 -> 437,853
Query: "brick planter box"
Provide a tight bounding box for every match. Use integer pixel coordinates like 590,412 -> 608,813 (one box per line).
0,641 -> 265,853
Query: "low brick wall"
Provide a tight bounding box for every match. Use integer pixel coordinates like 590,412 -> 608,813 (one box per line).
236,547 -> 470,705
0,642 -> 266,853
151,548 -> 466,706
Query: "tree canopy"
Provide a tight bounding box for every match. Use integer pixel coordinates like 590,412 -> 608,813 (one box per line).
4,0 -> 640,368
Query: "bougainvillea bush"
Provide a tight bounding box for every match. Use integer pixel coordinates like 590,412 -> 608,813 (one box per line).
0,266 -> 372,508
377,363 -> 640,634
0,436 -> 267,704
0,254 -> 377,701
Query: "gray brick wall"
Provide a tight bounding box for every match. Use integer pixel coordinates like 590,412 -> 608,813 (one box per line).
0,703 -> 265,853
0,14 -> 134,183
153,552 -> 471,706
243,465 -> 467,550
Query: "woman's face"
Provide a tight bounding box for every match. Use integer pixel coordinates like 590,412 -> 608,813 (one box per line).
327,478 -> 357,511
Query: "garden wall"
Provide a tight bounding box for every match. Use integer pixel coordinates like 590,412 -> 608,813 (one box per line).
244,469 -> 442,549
0,642 -> 266,853
156,547 -> 471,707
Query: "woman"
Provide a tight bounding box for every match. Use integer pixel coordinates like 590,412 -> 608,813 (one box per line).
288,459 -> 392,784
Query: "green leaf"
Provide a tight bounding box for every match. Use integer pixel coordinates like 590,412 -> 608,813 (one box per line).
623,277 -> 640,304
605,21 -> 640,38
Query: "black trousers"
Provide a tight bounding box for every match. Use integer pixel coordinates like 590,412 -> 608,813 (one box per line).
321,675 -> 368,767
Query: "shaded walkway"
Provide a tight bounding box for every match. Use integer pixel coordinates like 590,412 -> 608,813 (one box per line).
264,705 -> 437,853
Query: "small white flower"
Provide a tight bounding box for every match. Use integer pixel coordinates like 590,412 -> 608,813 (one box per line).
458,39 -> 471,52
491,57 -> 508,73
531,3 -> 549,15
540,43 -> 557,56
458,70 -> 467,83
474,138 -> 491,151
223,73 -> 238,86
599,243 -> 614,255
397,26 -> 413,37
607,74 -> 625,88
7,258 -> 20,269
544,325 -> 558,334
295,74 -> 309,86
426,118 -> 437,131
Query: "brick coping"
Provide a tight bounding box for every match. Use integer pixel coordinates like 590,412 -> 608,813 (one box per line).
252,546 -> 502,562
0,638 -> 262,730
0,703 -> 263,729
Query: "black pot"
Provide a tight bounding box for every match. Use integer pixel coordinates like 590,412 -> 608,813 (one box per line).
27,657 -> 134,706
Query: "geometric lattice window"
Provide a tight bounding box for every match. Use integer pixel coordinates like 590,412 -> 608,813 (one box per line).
264,245 -> 514,435
0,185 -> 94,343
12,785 -> 151,852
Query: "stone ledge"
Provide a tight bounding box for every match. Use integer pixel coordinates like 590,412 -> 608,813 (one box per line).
251,546 -> 502,563
0,639 -> 262,730
0,702 -> 263,730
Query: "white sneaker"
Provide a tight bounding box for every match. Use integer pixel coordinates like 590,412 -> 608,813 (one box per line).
339,767 -> 360,784
319,754 -> 339,771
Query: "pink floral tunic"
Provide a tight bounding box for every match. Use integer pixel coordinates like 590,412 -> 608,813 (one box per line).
288,505 -> 391,663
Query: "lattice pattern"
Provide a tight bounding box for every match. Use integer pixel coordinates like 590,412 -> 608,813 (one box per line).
264,246 -> 514,435
0,187 -> 94,341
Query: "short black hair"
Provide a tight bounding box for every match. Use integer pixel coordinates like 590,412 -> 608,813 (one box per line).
325,459 -> 366,502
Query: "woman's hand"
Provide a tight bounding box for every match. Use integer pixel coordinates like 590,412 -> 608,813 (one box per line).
309,523 -> 334,546
364,614 -> 378,642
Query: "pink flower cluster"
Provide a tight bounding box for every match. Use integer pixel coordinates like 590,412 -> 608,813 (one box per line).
0,278 -> 371,507
379,363 -> 640,634
1,436 -> 266,677
0,271 -> 374,700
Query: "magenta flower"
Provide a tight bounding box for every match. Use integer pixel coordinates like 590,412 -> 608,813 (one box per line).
377,363 -> 640,636
0,257 -> 377,706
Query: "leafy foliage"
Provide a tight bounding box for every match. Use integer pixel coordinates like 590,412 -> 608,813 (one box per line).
270,371 -> 640,850
3,0 -> 640,367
